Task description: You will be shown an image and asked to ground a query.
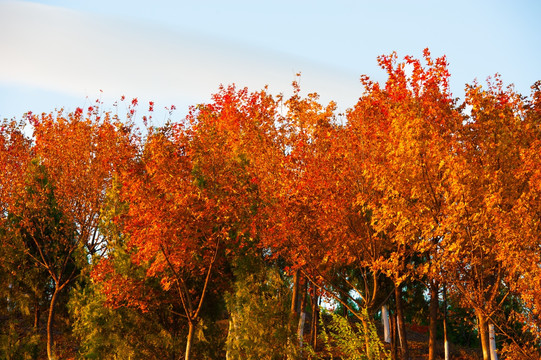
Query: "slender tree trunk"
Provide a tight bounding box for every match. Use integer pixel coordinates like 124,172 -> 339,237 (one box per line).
34,296 -> 40,330
47,286 -> 60,360
443,286 -> 449,360
476,309 -> 490,360
185,320 -> 195,360
443,314 -> 449,360
310,292 -> 319,349
391,312 -> 398,360
361,315 -> 374,360
382,305 -> 391,343
395,284 -> 409,360
489,323 -> 498,360
287,271 -> 300,360
428,280 -> 439,360
297,278 -> 307,348
291,270 -> 300,315
226,315 -> 233,360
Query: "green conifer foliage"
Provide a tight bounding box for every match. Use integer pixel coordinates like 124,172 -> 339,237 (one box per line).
225,257 -> 298,360
314,310 -> 390,360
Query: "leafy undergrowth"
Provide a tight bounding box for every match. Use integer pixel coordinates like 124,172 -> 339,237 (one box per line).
307,318 -> 483,360
30,320 -> 484,360
404,334 -> 481,360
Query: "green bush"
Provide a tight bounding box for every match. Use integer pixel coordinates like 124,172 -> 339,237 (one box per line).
69,281 -> 181,360
225,259 -> 298,360
311,310 -> 389,360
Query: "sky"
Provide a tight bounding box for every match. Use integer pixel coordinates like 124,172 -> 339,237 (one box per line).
1,0 -> 540,125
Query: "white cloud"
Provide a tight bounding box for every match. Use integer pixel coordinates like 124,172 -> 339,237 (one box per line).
0,1 -> 362,112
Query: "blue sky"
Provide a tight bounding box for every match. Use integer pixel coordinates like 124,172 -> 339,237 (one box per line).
1,0 -> 540,124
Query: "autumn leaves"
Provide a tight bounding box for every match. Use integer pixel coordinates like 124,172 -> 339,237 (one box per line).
1,50 -> 540,359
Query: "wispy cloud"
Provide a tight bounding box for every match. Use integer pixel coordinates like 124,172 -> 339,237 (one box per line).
0,1 -> 362,112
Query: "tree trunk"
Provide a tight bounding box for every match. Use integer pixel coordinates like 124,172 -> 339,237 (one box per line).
34,296 -> 40,330
291,270 -> 300,315
287,271 -> 300,360
395,284 -> 409,360
297,278 -> 307,348
443,314 -> 449,360
226,316 -> 233,360
310,292 -> 319,349
428,280 -> 439,360
185,320 -> 195,360
361,315 -> 374,360
382,305 -> 391,343
489,323 -> 498,360
476,309 -> 490,360
46,286 -> 60,360
391,312 -> 398,360
443,286 -> 449,360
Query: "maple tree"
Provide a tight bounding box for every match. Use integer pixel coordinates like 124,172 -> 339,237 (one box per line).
97,86 -> 283,360
0,119 -> 45,357
465,80 -> 541,359
1,106 -> 136,360
261,87 -> 336,318
96,125 -> 222,360
506,80 -> 541,357
2,49 -> 540,359
258,81 -> 397,358
512,81 -> 541,333
437,76 -> 532,360
343,49 -> 460,359
181,85 -> 283,358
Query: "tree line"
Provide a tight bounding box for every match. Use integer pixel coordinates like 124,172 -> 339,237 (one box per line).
1,49 -> 540,360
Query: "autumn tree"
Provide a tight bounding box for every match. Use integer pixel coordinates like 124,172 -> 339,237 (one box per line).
439,76 -> 532,360
71,174 -> 188,359
0,119 -> 45,358
258,82 -> 394,358
460,80 -> 541,359
261,86 -> 340,330
96,126 -> 220,360
0,106 -> 136,360
342,50 -> 460,359
509,81 -> 541,337
184,86 -> 288,357
3,49 -> 541,359
97,86 -> 283,360
502,80 -> 541,358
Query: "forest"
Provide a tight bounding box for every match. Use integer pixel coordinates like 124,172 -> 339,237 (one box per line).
1,50 -> 540,360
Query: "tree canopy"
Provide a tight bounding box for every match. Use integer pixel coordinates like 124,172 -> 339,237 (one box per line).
1,50 -> 540,360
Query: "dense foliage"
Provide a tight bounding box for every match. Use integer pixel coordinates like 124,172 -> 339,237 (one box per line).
1,50 -> 540,359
